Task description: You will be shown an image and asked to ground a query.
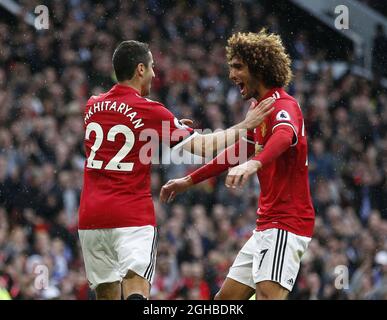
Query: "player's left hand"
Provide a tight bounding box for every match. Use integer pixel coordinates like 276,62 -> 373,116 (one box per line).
160,176 -> 193,203
225,160 -> 262,188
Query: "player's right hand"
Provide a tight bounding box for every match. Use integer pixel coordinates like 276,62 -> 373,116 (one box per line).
160,176 -> 193,203
179,118 -> 194,127
243,97 -> 275,129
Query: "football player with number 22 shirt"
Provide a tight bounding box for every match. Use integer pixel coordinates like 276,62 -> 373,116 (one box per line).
78,40 -> 274,300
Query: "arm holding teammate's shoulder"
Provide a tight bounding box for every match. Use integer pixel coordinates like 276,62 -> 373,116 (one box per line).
182,97 -> 274,157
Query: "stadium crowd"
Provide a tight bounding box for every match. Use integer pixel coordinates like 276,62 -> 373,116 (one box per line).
0,0 -> 386,300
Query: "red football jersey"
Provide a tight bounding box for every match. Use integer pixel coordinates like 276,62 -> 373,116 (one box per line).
78,84 -> 196,229
253,88 -> 315,237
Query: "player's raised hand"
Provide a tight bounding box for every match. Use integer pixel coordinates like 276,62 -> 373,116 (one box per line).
225,160 -> 262,188
243,97 -> 275,130
160,176 -> 194,203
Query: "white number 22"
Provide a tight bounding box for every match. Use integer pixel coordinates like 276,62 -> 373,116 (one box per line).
85,122 -> 135,172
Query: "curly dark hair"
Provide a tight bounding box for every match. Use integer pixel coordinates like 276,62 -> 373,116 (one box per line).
226,29 -> 292,88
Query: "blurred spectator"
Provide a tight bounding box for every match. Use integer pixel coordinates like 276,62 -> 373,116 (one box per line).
372,24 -> 387,79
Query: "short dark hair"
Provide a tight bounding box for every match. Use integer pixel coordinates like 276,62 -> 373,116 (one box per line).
112,40 -> 151,82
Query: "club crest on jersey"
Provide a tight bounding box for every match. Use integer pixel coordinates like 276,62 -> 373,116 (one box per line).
255,143 -> 263,155
276,110 -> 291,121
173,117 -> 188,130
260,122 -> 267,137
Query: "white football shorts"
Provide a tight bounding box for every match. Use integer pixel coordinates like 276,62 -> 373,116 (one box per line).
78,225 -> 157,290
227,228 -> 311,291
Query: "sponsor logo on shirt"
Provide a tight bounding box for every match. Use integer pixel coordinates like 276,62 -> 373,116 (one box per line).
255,143 -> 263,155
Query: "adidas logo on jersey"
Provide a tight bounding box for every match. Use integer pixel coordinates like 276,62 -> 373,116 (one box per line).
287,278 -> 294,285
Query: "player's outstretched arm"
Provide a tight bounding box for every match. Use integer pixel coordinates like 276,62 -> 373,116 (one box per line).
225,125 -> 294,188
160,137 -> 256,203
182,97 -> 274,157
